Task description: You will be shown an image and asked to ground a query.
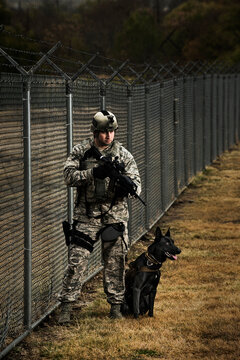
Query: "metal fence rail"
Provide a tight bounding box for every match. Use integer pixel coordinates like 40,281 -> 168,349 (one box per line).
0,59 -> 239,357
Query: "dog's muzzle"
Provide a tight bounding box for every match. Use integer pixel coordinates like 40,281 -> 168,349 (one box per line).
165,248 -> 181,260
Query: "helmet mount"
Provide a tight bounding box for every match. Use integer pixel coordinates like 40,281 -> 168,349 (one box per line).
91,110 -> 118,132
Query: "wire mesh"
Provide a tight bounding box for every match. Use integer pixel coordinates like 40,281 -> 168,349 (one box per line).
106,83 -> 128,148
0,67 -> 239,357
237,75 -> 240,141
229,75 -> 235,148
223,76 -> 229,152
174,78 -> 185,193
130,85 -> 146,242
30,75 -> 68,323
184,77 -> 194,182
161,80 -> 175,209
217,75 -> 224,155
211,75 -> 218,161
204,75 -> 212,167
0,73 -> 25,345
148,82 -> 162,226
72,80 -> 100,144
194,77 -> 204,173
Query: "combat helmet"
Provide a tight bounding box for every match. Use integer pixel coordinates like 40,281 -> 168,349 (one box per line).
91,110 -> 118,132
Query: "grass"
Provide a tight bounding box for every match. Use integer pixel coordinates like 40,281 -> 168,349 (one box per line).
5,144 -> 240,360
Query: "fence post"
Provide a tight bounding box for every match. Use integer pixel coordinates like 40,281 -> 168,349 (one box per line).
226,75 -> 229,149
222,75 -> 226,151
193,77 -> 197,175
160,82 -> 165,211
202,74 -> 206,169
238,75 -> 240,142
23,78 -> 32,329
239,74 -> 240,142
210,73 -> 214,162
127,85 -> 133,242
145,84 -> 150,230
216,74 -> 220,156
233,75 -> 237,144
235,74 -> 239,143
183,77 -> 188,185
127,86 -> 133,153
228,75 -> 231,149
100,82 -> 106,110
173,78 -> 179,197
66,81 -> 74,223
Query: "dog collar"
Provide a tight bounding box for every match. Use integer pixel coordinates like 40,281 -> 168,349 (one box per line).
145,251 -> 162,266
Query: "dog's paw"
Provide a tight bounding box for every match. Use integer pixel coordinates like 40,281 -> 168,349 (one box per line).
148,313 -> 154,317
134,313 -> 139,319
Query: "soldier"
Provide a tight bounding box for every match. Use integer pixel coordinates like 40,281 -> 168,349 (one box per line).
58,110 -> 141,323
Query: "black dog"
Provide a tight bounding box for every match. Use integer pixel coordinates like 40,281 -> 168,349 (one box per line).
121,227 -> 181,319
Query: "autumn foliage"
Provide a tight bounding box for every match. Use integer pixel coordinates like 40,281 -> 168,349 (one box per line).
1,0 -> 240,64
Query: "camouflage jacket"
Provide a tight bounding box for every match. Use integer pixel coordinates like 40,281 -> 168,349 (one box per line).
64,138 -> 141,224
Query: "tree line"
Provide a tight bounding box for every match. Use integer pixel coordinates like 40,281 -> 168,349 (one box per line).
0,0 -> 240,65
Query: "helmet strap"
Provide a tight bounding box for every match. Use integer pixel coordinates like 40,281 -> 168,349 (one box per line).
93,131 -> 100,138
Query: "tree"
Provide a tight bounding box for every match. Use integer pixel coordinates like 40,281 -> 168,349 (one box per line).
162,0 -> 240,63
75,0 -> 140,55
0,0 -> 11,24
113,8 -> 160,62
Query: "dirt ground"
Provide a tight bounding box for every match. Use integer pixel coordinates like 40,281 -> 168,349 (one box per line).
3,144 -> 240,360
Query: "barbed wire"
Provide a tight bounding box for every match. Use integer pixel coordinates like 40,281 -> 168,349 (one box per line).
0,25 -> 239,83
1,27 -> 58,48
1,25 -> 125,65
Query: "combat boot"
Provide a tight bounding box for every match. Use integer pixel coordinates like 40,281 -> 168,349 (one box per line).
58,302 -> 72,325
109,304 -> 123,319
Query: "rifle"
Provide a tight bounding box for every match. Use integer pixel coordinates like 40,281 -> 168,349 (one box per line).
83,146 -> 146,207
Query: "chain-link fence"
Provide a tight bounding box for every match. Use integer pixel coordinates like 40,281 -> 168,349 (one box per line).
0,37 -> 240,358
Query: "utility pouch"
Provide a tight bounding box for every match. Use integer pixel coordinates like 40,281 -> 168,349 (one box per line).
98,222 -> 125,242
62,221 -> 94,253
62,220 -> 71,247
94,178 -> 107,200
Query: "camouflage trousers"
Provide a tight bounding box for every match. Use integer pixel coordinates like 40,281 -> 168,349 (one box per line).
58,221 -> 128,305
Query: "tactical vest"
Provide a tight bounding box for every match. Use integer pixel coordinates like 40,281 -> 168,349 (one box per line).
80,139 -> 122,203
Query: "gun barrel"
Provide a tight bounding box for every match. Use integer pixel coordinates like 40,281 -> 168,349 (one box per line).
135,193 -> 146,206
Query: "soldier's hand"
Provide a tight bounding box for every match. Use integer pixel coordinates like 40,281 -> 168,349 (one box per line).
92,164 -> 109,179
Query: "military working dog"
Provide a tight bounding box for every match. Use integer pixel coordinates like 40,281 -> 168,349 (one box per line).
121,227 -> 181,319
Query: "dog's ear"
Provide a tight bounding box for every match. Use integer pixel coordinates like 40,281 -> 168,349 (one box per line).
155,227 -> 162,240
165,228 -> 170,237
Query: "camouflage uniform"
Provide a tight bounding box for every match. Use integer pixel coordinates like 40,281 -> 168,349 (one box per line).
58,138 -> 141,305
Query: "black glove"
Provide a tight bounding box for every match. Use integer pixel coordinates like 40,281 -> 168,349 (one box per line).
115,175 -> 136,198
92,164 -> 109,179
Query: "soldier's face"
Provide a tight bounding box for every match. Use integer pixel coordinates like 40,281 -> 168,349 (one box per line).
95,130 -> 115,147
